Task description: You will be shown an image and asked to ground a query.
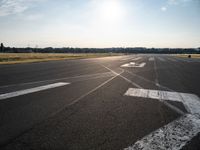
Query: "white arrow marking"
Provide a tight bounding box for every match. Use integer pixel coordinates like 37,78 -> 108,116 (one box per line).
124,88 -> 200,150
0,82 -> 70,100
121,62 -> 146,68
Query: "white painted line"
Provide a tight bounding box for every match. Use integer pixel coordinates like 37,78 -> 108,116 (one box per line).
124,88 -> 200,115
168,57 -> 177,62
121,58 -> 130,61
121,62 -> 146,68
0,72 -> 113,89
101,64 -> 143,89
0,82 -> 70,100
124,88 -> 200,150
157,57 -> 165,62
153,57 -> 160,87
124,88 -> 183,102
148,57 -> 155,61
138,63 -> 146,67
124,114 -> 200,150
180,93 -> 200,115
130,62 -> 136,65
132,57 -> 142,61
105,64 -> 184,115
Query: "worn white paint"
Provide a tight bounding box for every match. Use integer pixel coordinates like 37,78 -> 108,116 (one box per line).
121,62 -> 146,68
121,58 -> 131,61
0,72 -> 113,89
132,57 -> 142,61
124,88 -> 200,114
124,88 -> 200,150
125,88 -> 183,102
148,57 -> 155,61
180,93 -> 200,115
124,114 -> 200,150
167,57 -> 177,62
0,82 -> 70,100
157,57 -> 165,62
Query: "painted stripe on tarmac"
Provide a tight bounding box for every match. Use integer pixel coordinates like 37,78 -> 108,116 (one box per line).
124,88 -> 200,150
0,82 -> 70,100
124,88 -> 200,114
0,72 -> 112,89
157,57 -> 165,62
167,57 -> 177,62
149,57 -> 155,61
121,58 -> 130,61
124,88 -> 184,102
132,57 -> 142,61
180,92 -> 200,115
121,62 -> 146,68
124,114 -> 200,150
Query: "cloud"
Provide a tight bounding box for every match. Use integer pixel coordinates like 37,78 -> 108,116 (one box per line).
24,14 -> 44,21
0,0 -> 45,17
161,0 -> 193,12
168,0 -> 192,5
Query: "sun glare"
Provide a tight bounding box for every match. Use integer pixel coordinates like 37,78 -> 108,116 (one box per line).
98,0 -> 125,22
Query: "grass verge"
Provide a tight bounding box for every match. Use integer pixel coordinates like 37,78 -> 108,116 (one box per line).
0,53 -> 122,65
174,54 -> 200,59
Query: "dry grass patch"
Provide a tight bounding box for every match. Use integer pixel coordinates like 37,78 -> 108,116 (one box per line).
174,54 -> 200,59
0,53 -> 120,64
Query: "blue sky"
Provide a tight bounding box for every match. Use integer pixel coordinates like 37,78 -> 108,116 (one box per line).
0,0 -> 199,48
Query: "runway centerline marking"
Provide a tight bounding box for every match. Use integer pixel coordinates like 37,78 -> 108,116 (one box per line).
0,82 -> 70,100
124,88 -> 200,150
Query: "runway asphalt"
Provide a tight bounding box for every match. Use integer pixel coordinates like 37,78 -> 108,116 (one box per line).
0,54 -> 200,150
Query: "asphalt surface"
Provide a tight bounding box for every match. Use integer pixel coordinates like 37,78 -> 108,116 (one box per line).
0,54 -> 199,150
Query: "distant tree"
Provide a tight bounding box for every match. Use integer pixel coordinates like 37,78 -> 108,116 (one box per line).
0,43 -> 4,52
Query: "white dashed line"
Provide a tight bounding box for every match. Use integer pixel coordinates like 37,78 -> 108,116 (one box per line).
0,82 -> 70,100
124,88 -> 200,150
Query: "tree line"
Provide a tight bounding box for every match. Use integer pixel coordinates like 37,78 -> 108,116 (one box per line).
0,43 -> 199,54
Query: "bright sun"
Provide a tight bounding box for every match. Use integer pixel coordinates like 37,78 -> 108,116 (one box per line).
99,0 -> 124,22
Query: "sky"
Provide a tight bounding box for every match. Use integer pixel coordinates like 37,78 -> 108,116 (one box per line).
0,0 -> 199,48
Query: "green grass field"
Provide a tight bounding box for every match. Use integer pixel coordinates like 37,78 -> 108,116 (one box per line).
0,53 -> 121,65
